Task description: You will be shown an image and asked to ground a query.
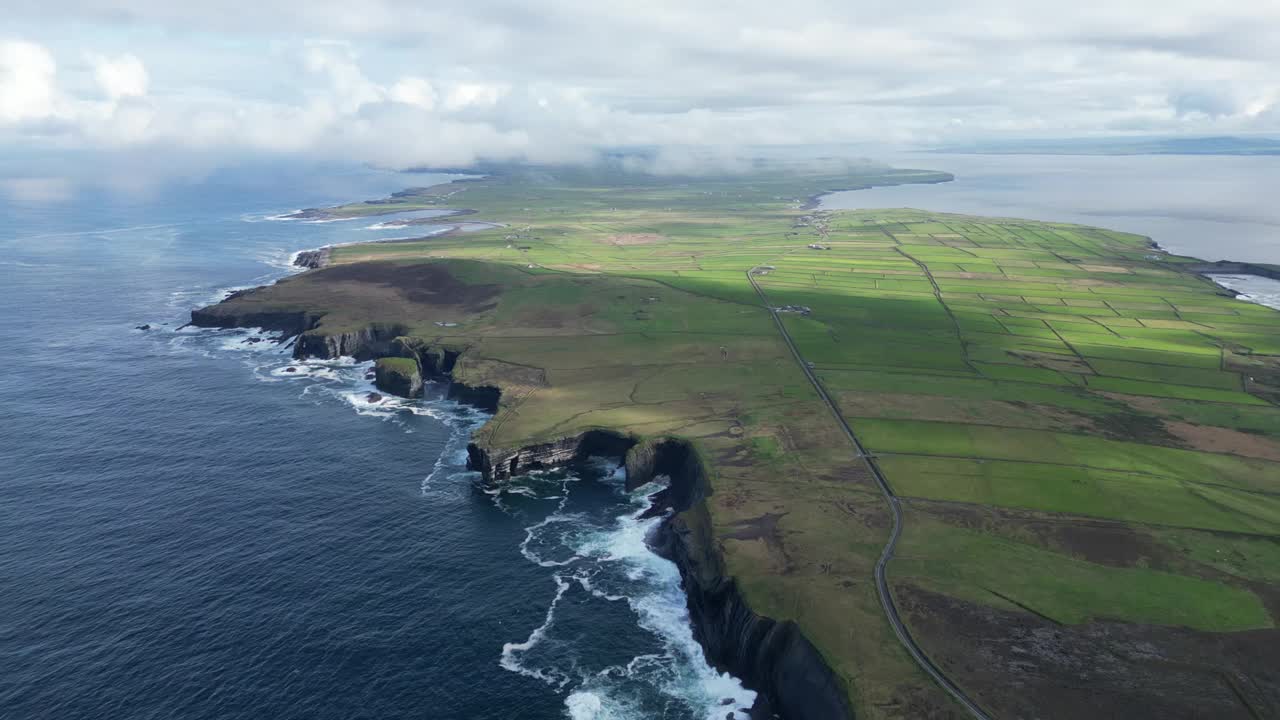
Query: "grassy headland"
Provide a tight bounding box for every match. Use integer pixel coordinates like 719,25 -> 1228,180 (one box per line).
196,162 -> 1280,719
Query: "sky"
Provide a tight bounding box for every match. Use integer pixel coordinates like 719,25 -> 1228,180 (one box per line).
2,0 -> 1279,181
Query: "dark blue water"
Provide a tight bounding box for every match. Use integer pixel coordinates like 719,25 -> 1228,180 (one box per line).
0,162 -> 752,720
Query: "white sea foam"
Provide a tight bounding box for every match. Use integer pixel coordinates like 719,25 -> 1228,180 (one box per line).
500,573 -> 573,688
252,248 -> 302,272
300,216 -> 359,224
520,513 -> 584,568
11,222 -> 186,242
256,210 -> 304,222
499,464 -> 757,720
267,362 -> 339,381
565,692 -> 607,720
577,496 -> 756,719
1210,274 -> 1280,311
164,323 -> 489,461
420,401 -> 487,492
0,260 -> 50,268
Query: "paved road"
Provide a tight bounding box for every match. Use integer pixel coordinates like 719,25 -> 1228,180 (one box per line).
746,268 -> 994,720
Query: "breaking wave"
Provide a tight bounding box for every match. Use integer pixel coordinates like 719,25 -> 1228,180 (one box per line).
163,326 -> 489,492
493,464 -> 756,720
1209,274 -> 1280,311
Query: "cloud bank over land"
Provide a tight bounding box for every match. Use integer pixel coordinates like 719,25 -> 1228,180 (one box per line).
2,1 -> 1278,171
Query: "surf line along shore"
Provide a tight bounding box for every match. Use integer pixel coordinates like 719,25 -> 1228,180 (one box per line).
188,303 -> 853,720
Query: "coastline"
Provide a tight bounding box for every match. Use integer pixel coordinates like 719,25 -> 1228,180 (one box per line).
186,301 -> 854,720
801,170 -> 955,210
289,220 -> 506,270
191,175 -> 854,718
189,164 -> 1280,719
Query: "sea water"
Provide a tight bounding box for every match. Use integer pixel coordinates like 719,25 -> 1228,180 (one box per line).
823,153 -> 1280,267
0,161 -> 750,720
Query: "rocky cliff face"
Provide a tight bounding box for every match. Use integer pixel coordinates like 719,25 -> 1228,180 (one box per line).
190,310 -> 405,363
386,337 -> 501,410
188,305 -> 318,336
465,429 -> 636,479
190,290 -> 410,362
374,358 -> 424,398
469,434 -> 853,720
389,337 -> 461,378
292,324 -> 410,361
658,505 -> 853,720
190,292 -> 851,718
445,383 -> 501,412
292,248 -> 331,269
189,302 -> 501,406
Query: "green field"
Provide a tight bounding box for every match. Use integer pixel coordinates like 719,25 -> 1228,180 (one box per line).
200,163 -> 1280,719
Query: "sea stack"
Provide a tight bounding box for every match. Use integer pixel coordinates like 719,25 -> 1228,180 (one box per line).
373,357 -> 424,398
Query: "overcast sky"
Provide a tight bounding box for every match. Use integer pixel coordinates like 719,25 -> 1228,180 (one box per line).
3,1 -> 1279,171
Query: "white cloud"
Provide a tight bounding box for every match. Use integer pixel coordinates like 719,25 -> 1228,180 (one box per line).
389,76 -> 436,110
302,42 -> 382,112
443,82 -> 507,112
0,40 -> 58,123
90,52 -> 148,99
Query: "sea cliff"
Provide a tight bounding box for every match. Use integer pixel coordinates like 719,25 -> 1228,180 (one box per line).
467,432 -> 853,720
188,301 -> 852,720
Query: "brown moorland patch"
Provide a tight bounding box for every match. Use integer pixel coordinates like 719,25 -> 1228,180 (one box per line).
1163,421 -> 1280,462
604,233 -> 666,246
895,583 -> 1280,720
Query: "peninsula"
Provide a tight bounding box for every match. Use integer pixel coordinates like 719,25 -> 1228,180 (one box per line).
193,161 -> 1280,719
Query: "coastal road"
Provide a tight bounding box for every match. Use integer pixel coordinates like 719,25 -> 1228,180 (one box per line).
746,267 -> 994,720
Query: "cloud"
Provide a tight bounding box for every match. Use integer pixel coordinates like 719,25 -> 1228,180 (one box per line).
0,1 -> 1278,170
90,52 -> 148,99
0,40 -> 58,123
443,83 -> 507,112
388,76 -> 436,110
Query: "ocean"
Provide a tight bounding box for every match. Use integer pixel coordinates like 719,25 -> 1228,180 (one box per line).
0,162 -> 752,720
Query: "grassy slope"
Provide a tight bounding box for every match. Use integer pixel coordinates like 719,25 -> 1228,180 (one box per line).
214,165 -> 1280,718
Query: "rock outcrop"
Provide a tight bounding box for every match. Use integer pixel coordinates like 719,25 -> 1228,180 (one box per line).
293,248 -> 331,269
293,324 -> 409,361
465,429 -> 636,480
191,306 -> 408,362
390,337 -> 462,378
374,357 -> 424,398
445,383 -> 501,412
189,305 -> 318,337
386,337 -> 502,410
189,300 -> 502,407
